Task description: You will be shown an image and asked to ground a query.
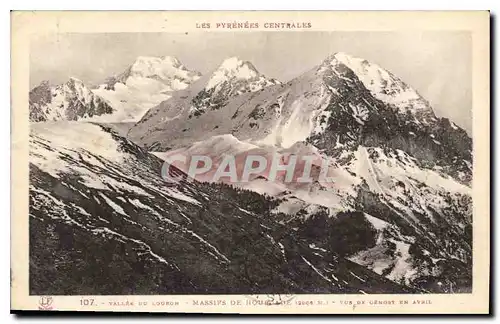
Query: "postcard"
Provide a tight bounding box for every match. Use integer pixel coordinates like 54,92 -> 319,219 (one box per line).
11,10 -> 490,314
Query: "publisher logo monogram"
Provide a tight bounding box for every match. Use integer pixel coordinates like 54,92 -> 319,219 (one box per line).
38,296 -> 54,310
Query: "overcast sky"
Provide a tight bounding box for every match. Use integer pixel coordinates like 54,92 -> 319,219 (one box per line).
30,31 -> 472,133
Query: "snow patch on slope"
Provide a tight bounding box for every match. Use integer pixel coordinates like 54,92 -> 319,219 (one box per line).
92,82 -> 171,122
30,122 -> 124,179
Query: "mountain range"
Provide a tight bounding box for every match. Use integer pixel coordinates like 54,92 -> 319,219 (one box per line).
29,52 -> 473,294
29,56 -> 201,123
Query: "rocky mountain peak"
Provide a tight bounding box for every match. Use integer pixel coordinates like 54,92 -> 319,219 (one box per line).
63,77 -> 90,94
319,52 -> 436,121
37,80 -> 51,88
205,57 -> 265,90
87,56 -> 203,123
131,56 -> 179,72
29,78 -> 114,122
66,76 -> 85,84
219,57 -> 258,73
127,55 -> 201,81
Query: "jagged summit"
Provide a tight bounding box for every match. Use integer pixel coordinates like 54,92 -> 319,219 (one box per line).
65,77 -> 87,91
184,57 -> 280,111
127,55 -> 201,81
131,55 -> 181,65
38,80 -> 51,86
98,55 -> 200,90
160,55 -> 182,65
323,51 -> 362,63
89,55 -> 202,122
217,56 -> 258,73
319,52 -> 436,119
32,80 -> 51,91
131,55 -> 182,71
67,76 -> 84,83
29,77 -> 114,122
205,57 -> 269,90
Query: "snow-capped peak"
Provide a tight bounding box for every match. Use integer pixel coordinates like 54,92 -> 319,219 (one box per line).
29,78 -> 114,122
327,52 -> 395,88
328,52 -> 360,63
161,55 -> 182,66
89,55 -> 202,123
219,57 -> 258,73
67,76 -> 85,84
206,57 -> 261,89
64,77 -> 89,94
131,55 -> 181,69
128,55 -> 199,81
323,52 -> 435,118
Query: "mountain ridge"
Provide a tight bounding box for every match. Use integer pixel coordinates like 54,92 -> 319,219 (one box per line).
29,55 -> 203,123
128,52 -> 471,185
29,78 -> 114,122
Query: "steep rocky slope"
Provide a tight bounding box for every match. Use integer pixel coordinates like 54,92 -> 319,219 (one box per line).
29,122 -> 412,294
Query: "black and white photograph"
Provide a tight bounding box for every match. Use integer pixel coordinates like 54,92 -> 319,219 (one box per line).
28,30 -> 474,295
10,10 -> 490,314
